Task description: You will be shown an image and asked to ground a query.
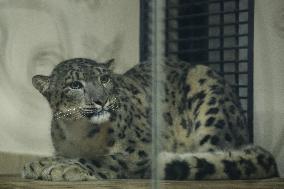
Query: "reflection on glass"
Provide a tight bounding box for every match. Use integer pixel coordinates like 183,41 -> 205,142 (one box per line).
0,0 -> 280,187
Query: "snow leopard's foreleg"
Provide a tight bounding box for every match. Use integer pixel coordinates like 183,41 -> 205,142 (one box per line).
22,153 -> 131,181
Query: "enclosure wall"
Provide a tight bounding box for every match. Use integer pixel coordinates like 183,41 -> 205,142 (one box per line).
0,0 -> 140,156
254,0 -> 284,177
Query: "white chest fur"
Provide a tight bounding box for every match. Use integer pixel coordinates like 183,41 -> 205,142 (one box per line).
55,120 -> 112,159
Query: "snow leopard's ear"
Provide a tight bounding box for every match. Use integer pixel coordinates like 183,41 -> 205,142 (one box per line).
32,75 -> 50,96
104,58 -> 115,70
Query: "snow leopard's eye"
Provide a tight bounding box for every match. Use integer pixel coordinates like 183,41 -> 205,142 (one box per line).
99,74 -> 110,84
69,81 -> 83,89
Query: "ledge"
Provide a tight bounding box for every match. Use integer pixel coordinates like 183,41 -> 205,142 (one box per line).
0,175 -> 283,189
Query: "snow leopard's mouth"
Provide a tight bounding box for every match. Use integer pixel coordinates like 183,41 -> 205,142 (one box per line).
81,109 -> 108,118
80,108 -> 111,124
80,99 -> 119,118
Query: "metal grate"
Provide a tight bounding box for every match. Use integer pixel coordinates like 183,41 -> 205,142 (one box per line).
140,0 -> 254,141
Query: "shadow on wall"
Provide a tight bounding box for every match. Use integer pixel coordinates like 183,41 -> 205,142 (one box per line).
0,0 -> 139,155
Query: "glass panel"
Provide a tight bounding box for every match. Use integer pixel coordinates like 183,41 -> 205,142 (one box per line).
239,74 -> 248,85
225,74 -> 237,85
224,13 -> 236,24
239,48 -> 248,60
210,63 -> 221,72
240,99 -> 248,111
239,62 -> 248,72
0,0 -> 268,186
239,0 -> 249,9
239,36 -> 248,46
239,23 -> 248,34
209,51 -> 221,61
239,87 -> 248,97
209,26 -> 221,36
224,49 -> 236,61
224,37 -> 236,47
224,63 -> 236,72
224,25 -> 236,35
209,15 -> 221,25
156,0 -> 259,183
209,38 -> 221,48
224,1 -> 236,11
239,12 -> 248,22
0,0 -> 148,185
209,2 -> 221,12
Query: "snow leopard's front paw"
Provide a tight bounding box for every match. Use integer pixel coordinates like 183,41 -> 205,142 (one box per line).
22,157 -> 97,181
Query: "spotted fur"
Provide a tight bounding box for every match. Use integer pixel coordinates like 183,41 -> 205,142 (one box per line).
22,58 -> 278,181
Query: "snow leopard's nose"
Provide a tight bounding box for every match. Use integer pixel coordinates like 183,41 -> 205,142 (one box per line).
85,96 -> 108,108
94,100 -> 105,107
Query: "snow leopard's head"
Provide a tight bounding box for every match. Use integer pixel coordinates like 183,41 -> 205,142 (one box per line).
32,58 -> 119,124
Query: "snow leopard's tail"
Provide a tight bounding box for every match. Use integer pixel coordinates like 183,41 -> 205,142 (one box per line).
158,145 -> 278,180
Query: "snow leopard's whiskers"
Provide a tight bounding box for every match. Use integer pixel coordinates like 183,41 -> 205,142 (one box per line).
107,97 -> 120,111
53,106 -> 83,120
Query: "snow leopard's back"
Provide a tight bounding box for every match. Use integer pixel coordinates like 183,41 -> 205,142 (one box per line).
23,58 -> 278,181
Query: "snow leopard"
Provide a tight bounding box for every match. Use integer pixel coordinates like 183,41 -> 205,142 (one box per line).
22,58 -> 278,181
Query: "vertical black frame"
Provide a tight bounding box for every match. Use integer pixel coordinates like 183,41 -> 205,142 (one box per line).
140,0 -> 150,62
247,0 -> 254,141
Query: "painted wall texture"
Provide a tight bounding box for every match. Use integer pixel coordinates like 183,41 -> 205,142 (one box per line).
254,0 -> 284,177
0,0 -> 139,155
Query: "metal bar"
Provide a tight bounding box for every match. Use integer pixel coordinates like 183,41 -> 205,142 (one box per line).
168,46 -> 248,54
167,0 -> 237,9
166,34 -> 248,43
231,84 -> 248,88
168,21 -> 248,31
190,60 -> 248,65
166,9 -> 248,20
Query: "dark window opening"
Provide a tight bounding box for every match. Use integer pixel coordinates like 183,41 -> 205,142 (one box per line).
140,0 -> 254,141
